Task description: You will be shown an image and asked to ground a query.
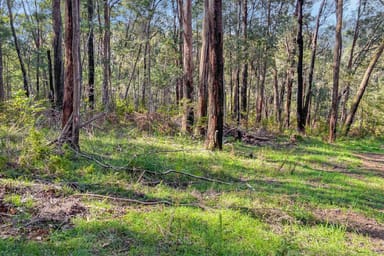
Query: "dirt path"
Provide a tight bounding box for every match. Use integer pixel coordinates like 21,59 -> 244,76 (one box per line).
355,153 -> 384,172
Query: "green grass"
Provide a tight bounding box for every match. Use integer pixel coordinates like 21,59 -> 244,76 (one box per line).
1,124 -> 383,255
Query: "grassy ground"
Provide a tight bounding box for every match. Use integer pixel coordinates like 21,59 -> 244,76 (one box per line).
1,121 -> 384,255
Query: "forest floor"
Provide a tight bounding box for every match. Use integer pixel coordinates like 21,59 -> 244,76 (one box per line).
1,116 -> 384,255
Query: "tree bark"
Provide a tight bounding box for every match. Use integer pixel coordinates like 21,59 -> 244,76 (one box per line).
329,0 -> 343,143
88,0 -> 95,109
296,0 -> 305,133
102,0 -> 110,109
63,0 -> 74,136
194,0 -> 209,137
7,0 -> 30,97
53,0 -> 64,108
205,0 -> 224,150
71,0 -> 81,148
343,39 -> 384,135
47,50 -> 54,105
240,0 -> 248,120
340,0 -> 362,123
181,0 -> 194,133
62,0 -> 81,149
304,0 -> 326,126
0,38 -> 4,102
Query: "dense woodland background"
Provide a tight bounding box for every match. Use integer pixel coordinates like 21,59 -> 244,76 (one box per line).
0,0 -> 383,147
1,1 -> 384,254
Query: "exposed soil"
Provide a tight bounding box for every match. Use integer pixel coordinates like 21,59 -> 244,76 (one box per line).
355,153 -> 384,176
314,208 -> 384,253
0,182 -> 87,241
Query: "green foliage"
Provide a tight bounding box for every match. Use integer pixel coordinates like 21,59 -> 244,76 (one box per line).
19,128 -> 50,167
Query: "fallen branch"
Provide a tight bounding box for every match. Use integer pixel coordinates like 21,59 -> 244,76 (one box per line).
73,193 -> 172,205
79,112 -> 106,128
72,193 -> 207,209
72,149 -> 231,185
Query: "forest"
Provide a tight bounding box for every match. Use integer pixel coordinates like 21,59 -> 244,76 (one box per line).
0,0 -> 384,254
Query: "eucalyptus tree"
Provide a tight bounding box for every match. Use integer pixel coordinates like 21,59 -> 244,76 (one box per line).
329,0 -> 343,143
7,0 -> 30,97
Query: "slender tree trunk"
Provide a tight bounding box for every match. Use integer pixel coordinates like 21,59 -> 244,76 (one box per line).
181,0 -> 194,133
63,0 -> 81,149
102,0 -> 110,109
71,0 -> 81,148
205,0 -> 224,150
7,0 -> 30,97
255,60 -> 266,124
340,0 -> 362,123
329,0 -> 343,143
53,0 -> 64,108
47,50 -> 54,105
273,66 -> 279,123
304,0 -> 326,126
343,39 -> 384,135
240,0 -> 248,120
34,0 -> 41,98
63,0 -> 74,136
0,39 -> 4,102
87,0 -> 95,109
284,36 -> 295,128
194,0 -> 209,137
296,0 -> 305,133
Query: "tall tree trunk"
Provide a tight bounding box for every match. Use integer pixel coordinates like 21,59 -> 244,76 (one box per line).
329,0 -> 343,143
7,0 -> 30,97
340,0 -> 362,123
233,0 -> 241,125
34,0 -> 41,98
62,0 -> 81,149
304,0 -> 326,126
102,0 -> 110,109
53,0 -> 64,108
63,0 -> 74,138
296,0 -> 305,133
343,39 -> 384,135
284,36 -> 295,128
0,38 -> 4,102
88,0 -> 95,109
194,0 -> 209,137
181,0 -> 194,133
205,0 -> 224,150
255,60 -> 266,124
240,0 -> 248,120
71,0 -> 81,148
272,66 -> 279,123
47,50 -> 54,105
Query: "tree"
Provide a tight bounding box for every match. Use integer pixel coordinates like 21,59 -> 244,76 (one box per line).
194,0 -> 209,137
0,16 -> 3,102
53,0 -> 64,108
87,0 -> 95,109
296,0 -> 305,133
62,0 -> 81,149
205,0 -> 224,150
343,38 -> 384,135
329,0 -> 343,143
7,0 -> 30,97
181,0 -> 194,133
304,0 -> 326,126
102,0 -> 111,109
240,0 -> 248,120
